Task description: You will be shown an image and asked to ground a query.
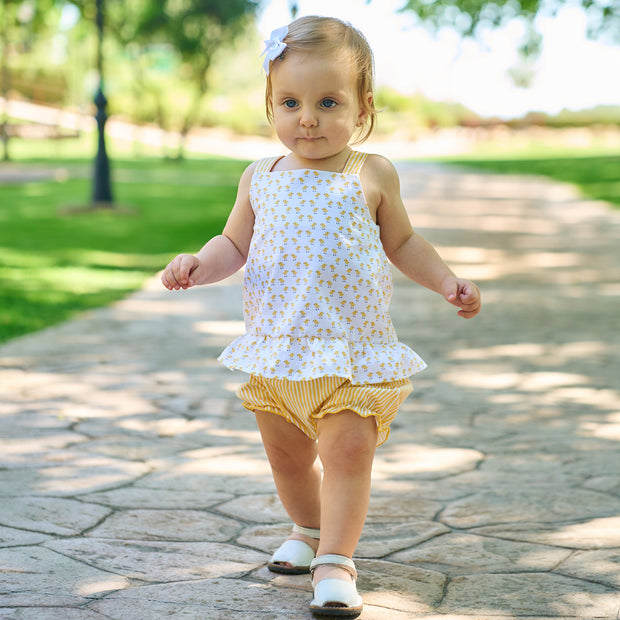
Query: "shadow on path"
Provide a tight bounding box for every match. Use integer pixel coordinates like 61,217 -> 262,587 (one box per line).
1,163 -> 620,619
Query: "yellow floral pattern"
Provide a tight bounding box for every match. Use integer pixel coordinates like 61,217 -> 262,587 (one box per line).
218,151 -> 427,384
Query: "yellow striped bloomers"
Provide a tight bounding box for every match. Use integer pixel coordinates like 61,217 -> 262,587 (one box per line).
237,375 -> 413,446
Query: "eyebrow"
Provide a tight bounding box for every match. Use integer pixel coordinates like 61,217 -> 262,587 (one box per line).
274,88 -> 350,100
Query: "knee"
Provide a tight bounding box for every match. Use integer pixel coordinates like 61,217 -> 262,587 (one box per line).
318,417 -> 377,473
263,440 -> 317,475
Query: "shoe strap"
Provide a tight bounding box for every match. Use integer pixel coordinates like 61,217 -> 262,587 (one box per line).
310,554 -> 357,579
293,524 -> 321,539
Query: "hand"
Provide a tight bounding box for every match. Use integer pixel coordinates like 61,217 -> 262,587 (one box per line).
442,277 -> 481,319
161,253 -> 201,290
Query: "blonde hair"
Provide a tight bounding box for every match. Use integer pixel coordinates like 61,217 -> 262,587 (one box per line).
265,16 -> 377,143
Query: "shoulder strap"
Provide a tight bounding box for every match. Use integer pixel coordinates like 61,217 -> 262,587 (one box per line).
342,150 -> 368,175
254,156 -> 283,174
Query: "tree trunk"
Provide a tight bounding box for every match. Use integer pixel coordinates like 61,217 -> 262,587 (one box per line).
1,8 -> 12,162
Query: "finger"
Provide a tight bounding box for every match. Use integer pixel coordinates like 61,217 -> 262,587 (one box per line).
163,261 -> 186,290
457,300 -> 481,318
161,268 -> 178,290
163,272 -> 182,290
458,308 -> 480,318
175,257 -> 196,287
459,296 -> 479,309
444,283 -> 459,303
459,285 -> 480,307
458,282 -> 477,299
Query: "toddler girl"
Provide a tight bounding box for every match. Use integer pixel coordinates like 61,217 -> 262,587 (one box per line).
162,15 -> 480,618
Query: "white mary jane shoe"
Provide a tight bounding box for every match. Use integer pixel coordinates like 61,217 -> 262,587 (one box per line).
267,524 -> 320,575
309,554 -> 363,618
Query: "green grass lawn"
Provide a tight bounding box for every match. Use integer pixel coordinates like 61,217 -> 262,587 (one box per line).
2,136 -> 619,346
0,155 -> 248,344
435,151 -> 620,209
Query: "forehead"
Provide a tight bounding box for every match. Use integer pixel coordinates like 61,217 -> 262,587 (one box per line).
271,50 -> 358,92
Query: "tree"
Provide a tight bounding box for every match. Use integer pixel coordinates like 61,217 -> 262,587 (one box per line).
0,0 -> 56,161
134,0 -> 259,159
398,0 -> 619,42
66,0 -> 259,159
398,0 -> 619,87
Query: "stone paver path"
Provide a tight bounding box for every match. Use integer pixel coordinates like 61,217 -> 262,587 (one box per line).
1,162 -> 620,619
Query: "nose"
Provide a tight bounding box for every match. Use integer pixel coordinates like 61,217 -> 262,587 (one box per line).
299,108 -> 318,128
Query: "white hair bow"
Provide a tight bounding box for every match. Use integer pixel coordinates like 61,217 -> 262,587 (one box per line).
260,25 -> 289,74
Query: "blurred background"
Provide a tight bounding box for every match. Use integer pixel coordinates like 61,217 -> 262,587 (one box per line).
2,0 -> 620,159
1,0 -> 619,343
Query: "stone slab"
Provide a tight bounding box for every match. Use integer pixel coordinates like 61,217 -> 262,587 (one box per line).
81,487 -> 234,509
0,432 -> 88,468
366,495 -> 442,522
69,436 -> 206,460
582,474 -> 620,496
0,459 -> 149,497
439,572 -> 620,617
0,497 -> 111,535
137,469 -> 277,495
0,610 -> 105,620
389,532 -> 571,575
0,546 -> 129,606
214,494 -> 290,524
357,521 -> 450,557
357,559 -> 447,613
373,444 -> 484,480
86,508 -> 242,542
472,517 -> 620,550
0,607 -> 104,620
441,488 -> 620,528
44,538 -> 268,582
556,549 -> 620,588
87,577 -> 309,619
0,525 -> 51,548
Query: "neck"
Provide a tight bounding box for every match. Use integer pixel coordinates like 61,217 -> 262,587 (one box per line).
278,148 -> 353,173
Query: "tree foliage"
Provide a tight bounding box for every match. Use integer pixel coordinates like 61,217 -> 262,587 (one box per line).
135,0 -> 259,156
1,0 -> 59,159
66,0 -> 259,158
397,0 -> 619,89
398,0 -> 620,43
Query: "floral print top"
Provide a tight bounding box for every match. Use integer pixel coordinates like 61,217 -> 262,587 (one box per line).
218,151 -> 426,384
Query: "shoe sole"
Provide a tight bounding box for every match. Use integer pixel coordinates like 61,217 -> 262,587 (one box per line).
309,604 -> 363,618
267,562 -> 311,575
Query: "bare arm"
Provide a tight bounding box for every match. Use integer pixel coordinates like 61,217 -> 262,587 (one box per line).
364,155 -> 481,318
161,162 -> 256,290
388,230 -> 455,294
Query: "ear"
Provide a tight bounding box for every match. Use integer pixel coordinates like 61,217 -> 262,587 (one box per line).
357,91 -> 373,126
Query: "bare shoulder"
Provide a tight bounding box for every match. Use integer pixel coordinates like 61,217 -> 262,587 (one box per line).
240,159 -> 260,183
360,153 -> 401,219
363,153 -> 400,182
364,151 -> 402,195
233,160 -> 262,201
362,153 -> 402,198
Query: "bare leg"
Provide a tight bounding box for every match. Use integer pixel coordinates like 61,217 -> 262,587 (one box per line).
314,411 -> 377,583
255,410 -> 321,552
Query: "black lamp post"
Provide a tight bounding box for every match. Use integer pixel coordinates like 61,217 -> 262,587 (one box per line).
92,0 -> 113,205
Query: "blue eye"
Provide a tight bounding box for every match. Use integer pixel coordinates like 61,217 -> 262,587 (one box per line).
283,99 -> 297,109
321,98 -> 337,109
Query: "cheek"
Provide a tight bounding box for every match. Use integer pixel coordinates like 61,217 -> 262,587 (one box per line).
273,114 -> 289,134
274,110 -> 295,125
332,114 -> 358,134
